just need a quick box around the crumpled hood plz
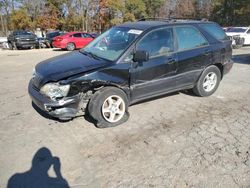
[34,51,108,88]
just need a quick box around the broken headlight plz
[40,83,70,100]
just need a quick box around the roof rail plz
[138,17,209,22]
[138,17,171,22]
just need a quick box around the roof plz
[118,20,212,30]
[64,31,88,35]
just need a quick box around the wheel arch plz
[213,63,224,79]
[88,81,130,101]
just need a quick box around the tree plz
[211,0,250,26]
[11,8,32,30]
[36,5,59,30]
[125,0,146,20]
[98,0,125,31]
[143,0,165,17]
[175,0,197,18]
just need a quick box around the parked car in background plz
[226,27,250,48]
[52,32,95,51]
[45,31,65,48]
[7,30,38,50]
[0,37,7,49]
[36,37,48,49]
[29,19,233,128]
[90,33,99,38]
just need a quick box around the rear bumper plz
[28,81,81,120]
[52,41,66,48]
[223,59,234,75]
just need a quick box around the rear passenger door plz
[130,27,178,101]
[175,25,212,87]
[71,33,83,48]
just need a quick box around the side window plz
[73,33,82,38]
[82,33,91,38]
[247,29,250,34]
[136,28,174,58]
[200,23,227,41]
[175,26,208,51]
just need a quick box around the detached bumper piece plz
[28,81,81,120]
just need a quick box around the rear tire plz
[193,65,221,97]
[87,87,129,128]
[66,42,75,51]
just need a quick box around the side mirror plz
[133,50,149,63]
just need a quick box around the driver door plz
[130,27,178,101]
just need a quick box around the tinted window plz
[137,28,174,58]
[175,26,208,51]
[13,31,33,35]
[200,23,227,40]
[82,33,92,38]
[73,33,82,38]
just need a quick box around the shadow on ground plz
[7,147,69,188]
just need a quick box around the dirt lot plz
[0,47,250,188]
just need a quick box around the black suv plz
[8,30,38,49]
[29,19,233,128]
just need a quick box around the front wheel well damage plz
[78,82,130,113]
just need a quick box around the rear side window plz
[200,23,227,41]
[73,33,82,38]
[137,27,174,58]
[82,33,92,38]
[175,26,208,51]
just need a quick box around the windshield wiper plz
[80,50,101,60]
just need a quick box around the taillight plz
[55,37,63,41]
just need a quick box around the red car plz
[52,32,94,51]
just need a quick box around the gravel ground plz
[0,47,249,188]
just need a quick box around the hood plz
[16,35,36,39]
[226,32,243,37]
[34,51,108,88]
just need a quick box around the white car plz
[226,27,250,46]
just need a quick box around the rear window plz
[200,23,227,41]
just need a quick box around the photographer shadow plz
[7,147,69,188]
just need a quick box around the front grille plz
[20,38,36,42]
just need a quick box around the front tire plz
[66,42,75,51]
[87,87,129,128]
[193,65,221,97]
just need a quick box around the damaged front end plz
[28,80,93,120]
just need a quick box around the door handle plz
[204,50,211,56]
[167,57,176,64]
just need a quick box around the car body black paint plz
[29,20,233,120]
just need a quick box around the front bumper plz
[16,41,37,48]
[28,81,81,120]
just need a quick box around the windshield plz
[14,31,33,35]
[227,28,247,33]
[80,27,143,61]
